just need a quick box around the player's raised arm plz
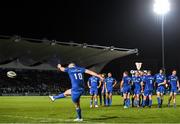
[57,64,66,72]
[85,69,103,81]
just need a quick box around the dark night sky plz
[0,0,180,76]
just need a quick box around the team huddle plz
[49,63,180,122]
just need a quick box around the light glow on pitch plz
[154,0,170,15]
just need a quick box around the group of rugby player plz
[121,69,180,108]
[49,63,180,121]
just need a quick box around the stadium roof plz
[0,35,138,72]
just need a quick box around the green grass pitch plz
[0,95,180,123]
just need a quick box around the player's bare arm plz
[57,64,65,72]
[120,80,123,89]
[87,81,91,89]
[85,69,104,81]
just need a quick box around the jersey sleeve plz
[142,77,146,83]
[79,67,86,73]
[64,67,69,72]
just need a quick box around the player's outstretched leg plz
[49,89,71,102]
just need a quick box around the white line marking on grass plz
[0,115,73,122]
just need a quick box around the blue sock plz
[95,99,98,106]
[149,100,152,106]
[90,100,93,106]
[76,108,81,119]
[157,97,161,105]
[127,99,130,107]
[109,99,112,105]
[53,93,65,99]
[142,100,146,107]
[106,99,108,106]
[125,99,128,106]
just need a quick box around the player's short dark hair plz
[172,69,177,72]
[160,68,165,72]
[124,71,129,75]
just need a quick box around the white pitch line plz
[0,114,74,122]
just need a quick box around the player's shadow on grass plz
[87,115,119,121]
[110,104,124,107]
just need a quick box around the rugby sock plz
[90,100,93,106]
[125,99,128,106]
[106,99,108,106]
[53,93,65,99]
[142,100,146,107]
[76,108,82,119]
[94,99,98,106]
[174,103,176,108]
[149,100,152,107]
[127,98,130,107]
[109,99,112,105]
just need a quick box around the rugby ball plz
[7,71,17,78]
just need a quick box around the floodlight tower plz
[153,0,170,69]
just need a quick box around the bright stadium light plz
[154,0,170,15]
[153,0,170,70]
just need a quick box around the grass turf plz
[0,95,180,123]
